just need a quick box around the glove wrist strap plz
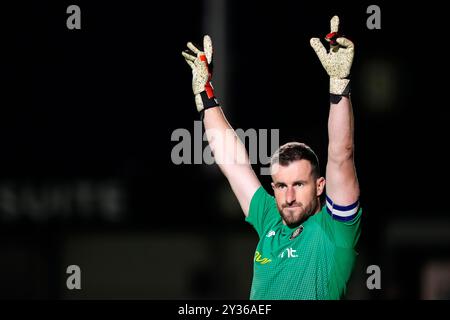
[199,90,219,109]
[330,78,351,104]
[195,89,220,120]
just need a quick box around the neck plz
[312,197,322,215]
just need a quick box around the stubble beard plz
[278,200,318,227]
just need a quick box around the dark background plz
[1,0,449,299]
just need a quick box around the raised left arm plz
[326,96,359,205]
[310,15,359,206]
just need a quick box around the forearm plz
[203,107,252,176]
[328,96,354,163]
[203,107,260,215]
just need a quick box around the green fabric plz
[245,186,362,300]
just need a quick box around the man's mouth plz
[284,205,301,209]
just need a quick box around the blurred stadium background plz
[1,0,449,299]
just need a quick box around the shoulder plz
[248,186,277,212]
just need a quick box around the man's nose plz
[285,186,296,205]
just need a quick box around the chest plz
[255,223,334,266]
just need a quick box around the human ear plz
[316,177,326,196]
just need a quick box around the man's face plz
[271,160,325,227]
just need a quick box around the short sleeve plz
[319,196,362,249]
[245,186,280,239]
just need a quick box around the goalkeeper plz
[182,16,361,300]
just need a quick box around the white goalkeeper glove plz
[182,35,219,115]
[310,15,354,98]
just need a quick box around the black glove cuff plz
[200,91,219,109]
[330,80,351,104]
[330,94,342,104]
[199,91,220,120]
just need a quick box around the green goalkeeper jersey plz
[245,186,362,300]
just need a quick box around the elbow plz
[328,144,354,164]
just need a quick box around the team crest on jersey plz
[289,225,304,240]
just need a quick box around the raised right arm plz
[203,107,261,216]
[182,35,260,216]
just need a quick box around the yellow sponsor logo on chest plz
[254,251,272,265]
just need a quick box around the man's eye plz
[295,183,303,187]
[277,185,286,190]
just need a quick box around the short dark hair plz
[270,142,320,178]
